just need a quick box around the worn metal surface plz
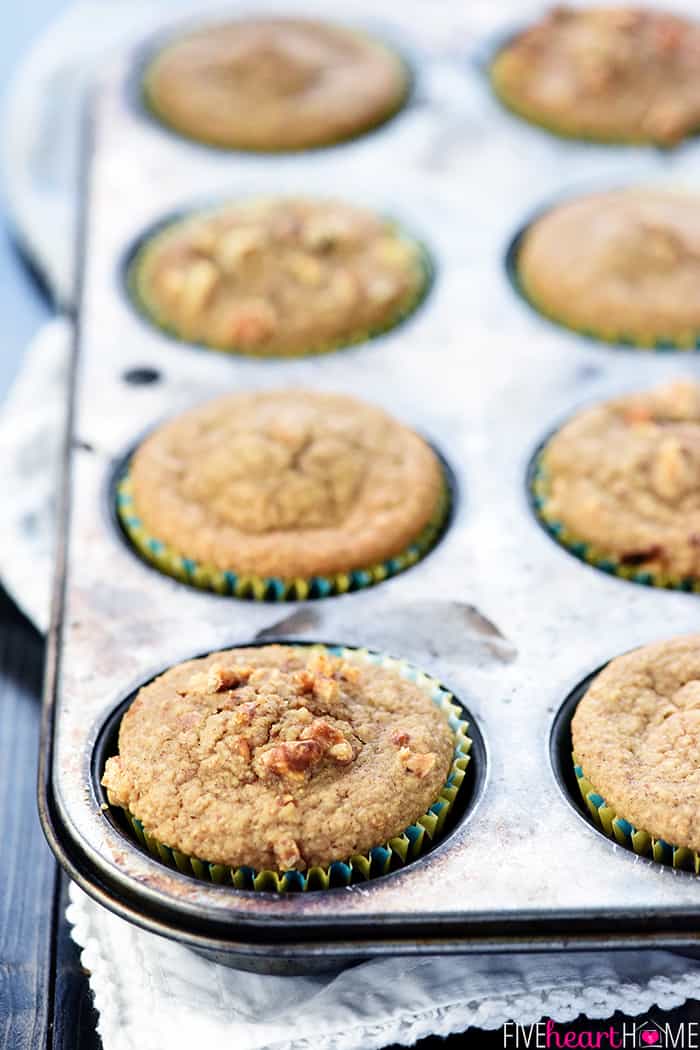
[43,0,700,961]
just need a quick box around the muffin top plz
[572,634,700,852]
[491,7,700,145]
[128,389,446,579]
[518,188,700,343]
[131,198,428,356]
[102,645,455,872]
[142,17,409,151]
[539,380,700,579]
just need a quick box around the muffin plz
[490,7,700,146]
[117,389,450,599]
[533,380,700,589]
[572,634,700,868]
[128,198,430,356]
[142,17,410,151]
[101,644,469,885]
[516,188,700,348]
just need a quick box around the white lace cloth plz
[4,2,700,1046]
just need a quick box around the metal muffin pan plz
[40,0,700,971]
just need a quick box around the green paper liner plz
[508,224,700,353]
[141,32,413,155]
[126,211,433,359]
[530,450,700,593]
[115,467,451,600]
[574,756,700,874]
[489,51,700,149]
[112,646,472,892]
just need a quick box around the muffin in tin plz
[142,17,410,151]
[490,7,700,146]
[532,380,700,590]
[128,198,431,357]
[516,188,700,349]
[117,389,451,599]
[101,643,469,887]
[572,634,700,870]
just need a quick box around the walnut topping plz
[328,741,353,763]
[650,437,694,501]
[273,835,303,871]
[207,664,253,693]
[390,730,411,747]
[236,738,252,762]
[301,719,345,747]
[257,739,323,780]
[398,747,438,779]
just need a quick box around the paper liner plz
[125,211,433,359]
[115,468,451,600]
[530,451,700,593]
[574,757,699,874]
[111,645,472,892]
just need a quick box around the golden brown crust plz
[518,188,700,344]
[132,198,427,356]
[572,634,700,852]
[129,389,445,579]
[101,645,455,871]
[540,380,700,579]
[492,7,700,146]
[143,17,409,151]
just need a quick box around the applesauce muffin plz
[117,389,450,599]
[516,188,700,348]
[101,644,466,879]
[128,198,430,356]
[533,380,700,588]
[490,7,700,146]
[142,17,410,151]
[572,634,700,866]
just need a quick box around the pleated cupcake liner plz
[574,757,699,874]
[113,645,472,892]
[530,452,700,593]
[508,231,700,352]
[115,468,451,600]
[138,29,414,155]
[125,215,434,359]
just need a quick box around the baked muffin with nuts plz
[117,388,450,598]
[534,380,700,586]
[573,634,700,864]
[516,188,700,347]
[491,7,700,146]
[102,645,457,874]
[142,17,410,151]
[128,198,430,356]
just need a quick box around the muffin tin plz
[40,0,700,973]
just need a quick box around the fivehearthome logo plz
[503,1019,699,1048]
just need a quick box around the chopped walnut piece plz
[236,738,252,762]
[258,739,323,780]
[207,664,253,693]
[179,259,220,319]
[301,719,345,746]
[390,730,411,747]
[398,747,438,779]
[273,835,303,871]
[650,437,693,501]
[328,741,353,764]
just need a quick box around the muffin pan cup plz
[40,0,700,974]
[102,644,472,893]
[528,448,700,594]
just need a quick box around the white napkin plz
[5,2,700,1047]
